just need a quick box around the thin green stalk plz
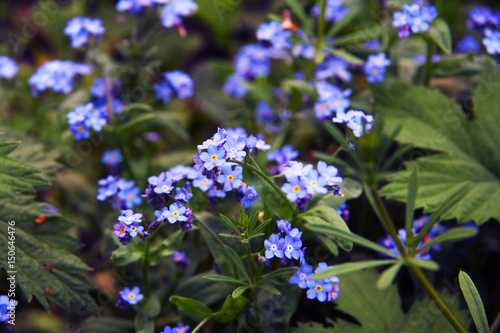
[231,160,295,213]
[142,237,150,297]
[315,0,328,54]
[407,262,468,333]
[369,187,468,333]
[191,316,213,333]
[246,238,263,332]
[424,37,434,86]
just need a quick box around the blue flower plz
[483,28,500,54]
[267,145,299,173]
[241,185,259,208]
[317,161,343,186]
[365,39,381,50]
[392,2,437,38]
[314,262,340,284]
[67,103,92,128]
[306,279,333,302]
[256,21,292,49]
[223,137,247,160]
[64,17,105,48]
[102,149,123,167]
[282,162,313,180]
[456,35,481,54]
[175,187,193,201]
[304,169,328,195]
[292,43,315,59]
[69,123,91,140]
[282,176,308,202]
[159,0,197,28]
[161,323,190,333]
[264,234,285,259]
[217,166,243,191]
[165,70,194,99]
[154,207,169,222]
[116,0,154,13]
[223,74,249,98]
[28,60,91,95]
[255,101,275,125]
[315,56,352,81]
[120,286,144,305]
[85,109,107,131]
[333,110,374,138]
[311,0,349,23]
[192,175,213,192]
[233,44,271,80]
[173,251,190,266]
[283,236,302,260]
[165,202,187,224]
[0,56,18,79]
[126,223,144,237]
[289,263,313,289]
[118,210,143,225]
[364,53,391,83]
[200,145,226,170]
[154,81,173,103]
[91,77,107,98]
[154,179,174,194]
[208,185,227,199]
[118,185,142,208]
[113,221,128,238]
[277,219,291,233]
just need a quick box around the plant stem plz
[407,262,468,333]
[424,37,434,86]
[191,315,213,333]
[231,160,296,214]
[368,187,467,333]
[246,237,264,333]
[142,237,150,297]
[315,0,328,55]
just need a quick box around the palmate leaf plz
[294,269,470,332]
[374,60,500,225]
[0,137,96,312]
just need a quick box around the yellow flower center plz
[78,126,84,132]
[227,175,234,181]
[311,181,317,186]
[128,194,133,199]
[202,179,208,184]
[211,154,218,161]
[173,212,179,217]
[131,226,136,231]
[315,285,323,292]
[120,227,125,233]
[293,185,301,193]
[129,294,135,299]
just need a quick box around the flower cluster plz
[333,110,374,138]
[28,60,92,95]
[467,7,500,33]
[483,28,500,55]
[314,81,351,120]
[90,77,125,115]
[97,176,142,209]
[0,56,18,79]
[114,210,144,245]
[392,2,437,38]
[119,286,144,305]
[281,160,343,210]
[64,17,105,48]
[380,216,446,259]
[456,35,481,54]
[116,0,197,33]
[154,201,193,231]
[267,144,299,175]
[154,70,194,103]
[0,295,17,324]
[364,53,391,83]
[161,323,190,333]
[264,220,303,262]
[310,0,349,23]
[67,102,108,140]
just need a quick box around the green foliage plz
[216,295,250,323]
[169,296,214,321]
[313,260,398,280]
[459,271,490,333]
[374,60,500,224]
[0,137,96,312]
[428,18,452,55]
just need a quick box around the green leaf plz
[149,229,186,264]
[252,168,295,220]
[216,295,250,323]
[332,26,386,46]
[81,317,134,333]
[203,274,248,286]
[258,285,281,296]
[112,241,144,266]
[232,286,249,298]
[223,245,249,280]
[418,227,478,253]
[258,267,299,284]
[459,270,490,333]
[310,177,363,209]
[134,314,154,333]
[301,205,352,251]
[250,218,273,237]
[326,7,361,38]
[375,60,500,224]
[312,260,398,280]
[0,137,96,313]
[305,223,400,258]
[328,48,364,65]
[169,296,214,322]
[219,233,242,240]
[376,262,403,290]
[317,235,339,256]
[428,18,452,55]
[330,270,470,332]
[141,295,161,318]
[409,258,440,271]
[406,166,418,234]
[219,214,241,233]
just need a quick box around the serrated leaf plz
[216,295,250,323]
[375,60,500,225]
[428,18,452,55]
[169,296,213,322]
[331,270,470,332]
[312,260,398,280]
[459,271,490,333]
[301,205,353,251]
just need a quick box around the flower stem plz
[191,315,213,333]
[246,237,264,332]
[142,237,150,297]
[368,186,467,333]
[424,37,434,86]
[315,0,328,55]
